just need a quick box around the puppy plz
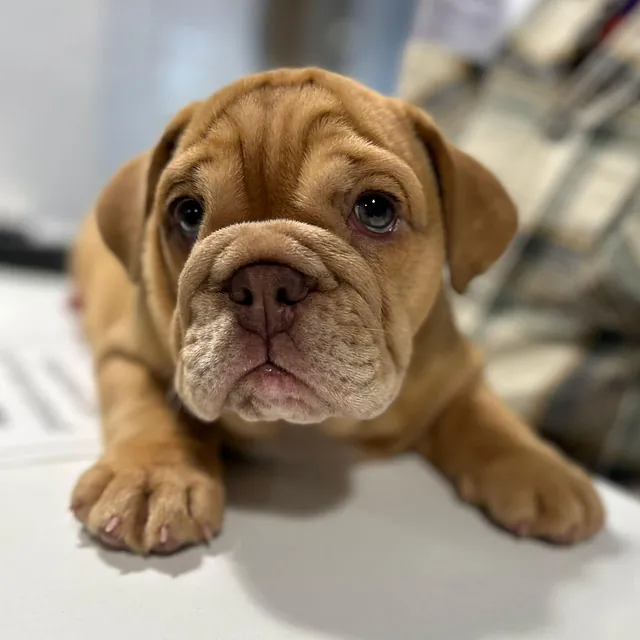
[70,68,603,554]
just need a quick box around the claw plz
[67,290,83,312]
[104,516,120,534]
[99,517,124,550]
[202,525,214,542]
[457,476,476,502]
[153,526,183,555]
[549,527,578,545]
[70,500,83,513]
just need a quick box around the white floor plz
[3,457,640,640]
[0,268,98,465]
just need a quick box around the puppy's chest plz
[219,419,362,466]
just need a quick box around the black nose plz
[227,263,309,338]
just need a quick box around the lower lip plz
[243,364,311,397]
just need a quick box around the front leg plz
[71,357,224,555]
[418,380,605,543]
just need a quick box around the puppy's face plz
[98,69,516,432]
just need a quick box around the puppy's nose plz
[227,263,309,338]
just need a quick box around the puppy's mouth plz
[230,359,328,421]
[240,361,312,397]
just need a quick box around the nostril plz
[277,282,309,306]
[227,264,310,309]
[228,279,254,306]
[277,287,296,306]
[237,287,253,306]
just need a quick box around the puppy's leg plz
[71,357,223,555]
[417,380,604,543]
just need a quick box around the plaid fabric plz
[400,2,640,477]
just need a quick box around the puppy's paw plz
[70,460,224,555]
[456,450,604,544]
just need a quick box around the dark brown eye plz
[353,192,397,234]
[172,198,204,238]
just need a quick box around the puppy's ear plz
[96,102,201,281]
[400,101,517,293]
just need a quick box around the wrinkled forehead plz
[161,78,424,227]
[180,74,414,157]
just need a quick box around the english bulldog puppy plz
[70,68,604,554]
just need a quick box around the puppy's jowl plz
[70,69,603,554]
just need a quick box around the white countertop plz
[1,455,639,640]
[1,267,639,639]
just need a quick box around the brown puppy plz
[70,68,604,554]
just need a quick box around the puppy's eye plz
[352,192,397,235]
[171,198,204,238]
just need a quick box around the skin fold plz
[70,68,604,555]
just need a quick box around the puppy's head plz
[97,68,516,430]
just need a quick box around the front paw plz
[71,459,224,555]
[456,449,604,544]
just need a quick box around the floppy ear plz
[96,102,201,281]
[399,101,518,293]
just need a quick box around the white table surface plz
[1,454,640,640]
[1,268,640,640]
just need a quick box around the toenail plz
[458,476,476,501]
[104,516,120,534]
[202,525,214,541]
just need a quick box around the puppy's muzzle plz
[227,263,310,339]
[172,220,384,359]
[172,221,405,424]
